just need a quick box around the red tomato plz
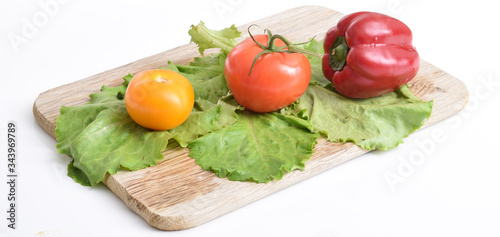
[125,69,194,131]
[224,34,311,113]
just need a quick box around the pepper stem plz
[247,25,322,75]
[329,36,349,71]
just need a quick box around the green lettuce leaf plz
[188,111,319,183]
[67,161,91,186]
[282,83,433,150]
[56,55,241,186]
[63,107,173,186]
[56,83,173,186]
[188,21,241,56]
[55,78,131,157]
[161,54,229,104]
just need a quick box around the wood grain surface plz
[33,5,469,231]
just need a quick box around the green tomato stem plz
[247,25,321,75]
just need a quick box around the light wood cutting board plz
[33,5,469,231]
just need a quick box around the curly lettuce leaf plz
[188,21,241,55]
[56,56,241,186]
[55,78,131,156]
[56,83,173,186]
[188,111,319,183]
[161,54,230,104]
[282,83,433,150]
[67,161,91,186]
[60,106,173,186]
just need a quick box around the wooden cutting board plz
[33,5,469,231]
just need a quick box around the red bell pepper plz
[322,12,420,98]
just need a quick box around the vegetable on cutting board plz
[224,27,320,113]
[322,11,420,98]
[55,18,432,186]
[125,69,195,131]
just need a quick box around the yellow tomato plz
[125,69,194,130]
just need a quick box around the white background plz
[1,0,499,236]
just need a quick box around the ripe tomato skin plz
[224,34,311,113]
[125,69,194,131]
